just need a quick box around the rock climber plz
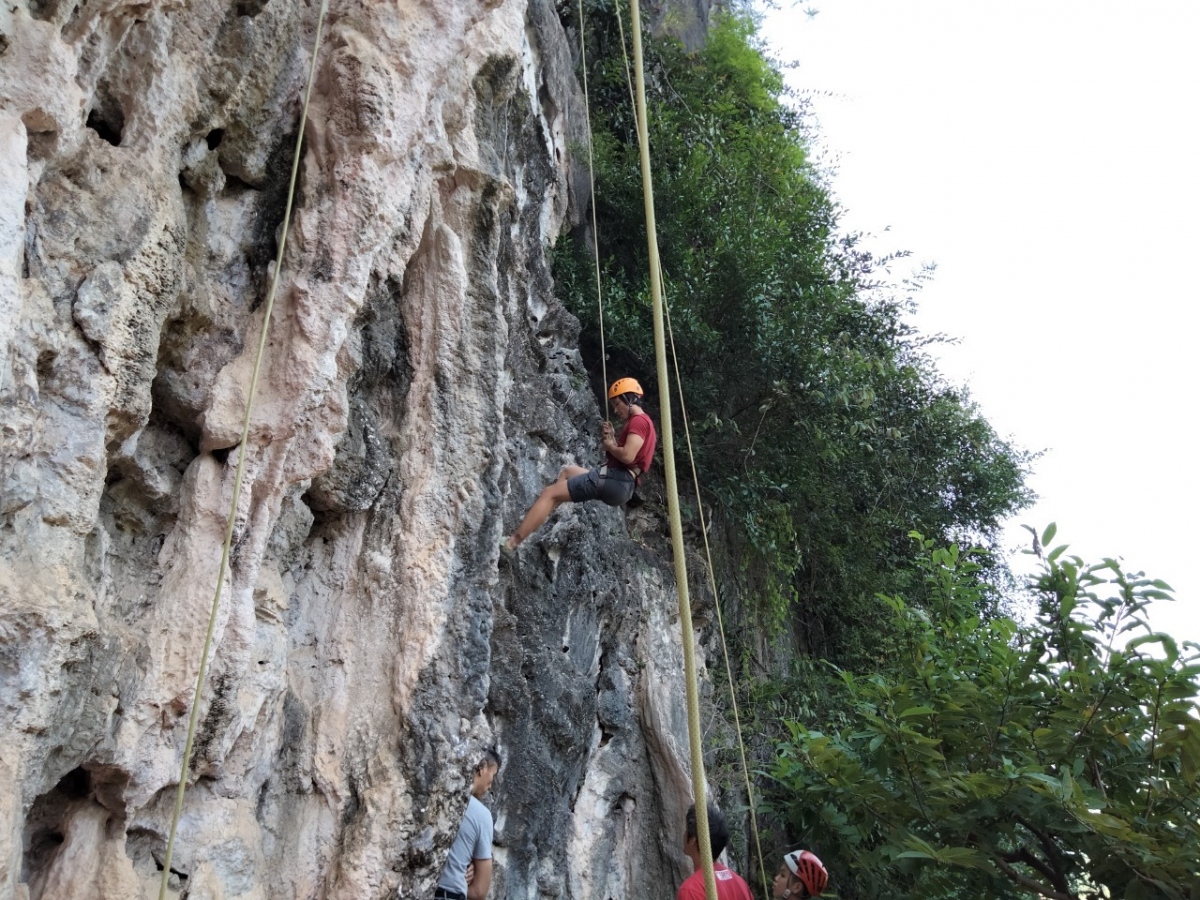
[434,749,500,900]
[771,848,828,899]
[504,377,656,551]
[677,802,753,900]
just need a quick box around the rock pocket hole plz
[28,0,62,21]
[125,827,162,877]
[206,128,224,150]
[86,106,123,147]
[127,827,188,886]
[22,766,90,888]
[36,350,56,383]
[236,0,269,16]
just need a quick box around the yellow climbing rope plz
[157,2,329,897]
[573,9,755,890]
[599,2,771,895]
[664,283,771,898]
[627,2,719,898]
[575,0,609,414]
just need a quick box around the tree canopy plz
[772,529,1200,899]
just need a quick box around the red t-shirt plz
[606,411,656,475]
[677,863,753,900]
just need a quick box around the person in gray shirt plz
[434,749,500,900]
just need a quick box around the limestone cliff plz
[0,1,715,897]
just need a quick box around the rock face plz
[0,1,713,898]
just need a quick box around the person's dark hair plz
[478,747,501,773]
[685,802,730,860]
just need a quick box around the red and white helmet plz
[785,849,828,897]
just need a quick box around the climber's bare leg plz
[507,466,590,549]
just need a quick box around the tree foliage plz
[556,5,1032,660]
[772,528,1200,899]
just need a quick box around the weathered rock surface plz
[0,0,720,898]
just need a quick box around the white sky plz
[760,1,1199,644]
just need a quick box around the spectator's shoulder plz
[675,873,699,900]
[469,796,492,820]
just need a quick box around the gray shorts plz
[567,467,636,507]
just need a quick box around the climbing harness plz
[157,1,329,897]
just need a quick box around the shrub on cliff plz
[771,529,1200,899]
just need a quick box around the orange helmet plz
[785,849,828,897]
[608,377,644,399]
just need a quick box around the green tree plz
[771,528,1200,899]
[557,6,1032,659]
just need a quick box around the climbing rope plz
[627,2,718,898]
[157,2,329,896]
[574,0,609,417]
[612,0,639,137]
[664,279,771,898]
[574,12,758,891]
[599,3,771,896]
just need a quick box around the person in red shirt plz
[505,377,656,551]
[771,848,829,898]
[677,803,754,900]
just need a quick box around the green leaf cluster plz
[771,529,1200,899]
[556,5,1033,659]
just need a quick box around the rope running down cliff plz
[628,1,720,898]
[664,283,772,898]
[594,3,772,896]
[157,1,329,896]
[575,0,609,415]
